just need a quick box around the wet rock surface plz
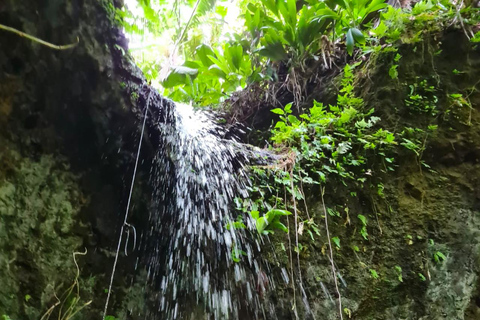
[0,0,153,318]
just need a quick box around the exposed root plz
[285,68,306,112]
[41,249,92,320]
[0,24,79,50]
[289,166,315,319]
[298,169,311,221]
[371,199,383,235]
[320,186,344,320]
[284,186,299,319]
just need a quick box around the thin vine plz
[0,24,79,50]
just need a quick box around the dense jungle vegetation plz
[118,0,479,105]
[1,0,480,319]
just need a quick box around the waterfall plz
[145,101,272,319]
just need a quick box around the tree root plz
[0,24,79,50]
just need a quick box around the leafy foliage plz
[270,64,397,183]
[117,0,479,108]
[252,208,291,235]
[246,0,332,61]
[162,42,259,104]
[320,0,387,55]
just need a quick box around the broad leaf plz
[257,43,288,61]
[346,28,354,55]
[351,27,366,45]
[284,103,293,113]
[227,45,244,70]
[256,216,268,234]
[162,66,198,88]
[265,209,292,223]
[262,0,279,17]
[207,54,231,74]
[196,44,215,67]
[270,221,289,233]
[288,115,300,124]
[206,64,227,79]
[315,8,340,20]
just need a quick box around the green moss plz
[0,147,86,319]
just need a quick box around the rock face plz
[0,0,154,318]
[261,32,480,320]
[0,146,85,319]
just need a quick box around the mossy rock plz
[0,145,87,319]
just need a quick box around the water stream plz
[144,101,271,319]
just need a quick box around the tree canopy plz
[115,0,480,107]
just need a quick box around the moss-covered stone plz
[0,141,86,319]
[0,0,156,317]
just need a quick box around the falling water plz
[145,100,271,319]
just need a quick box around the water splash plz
[145,101,269,319]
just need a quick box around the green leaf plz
[371,21,388,37]
[196,0,217,17]
[471,31,480,43]
[286,0,297,27]
[226,220,246,230]
[332,236,341,248]
[206,65,227,79]
[327,207,338,217]
[435,251,446,263]
[271,108,285,115]
[351,28,365,45]
[162,66,198,88]
[231,248,246,262]
[270,221,289,233]
[278,0,297,29]
[330,0,347,9]
[256,216,268,234]
[365,0,388,15]
[207,54,231,74]
[369,269,379,279]
[183,61,201,69]
[316,8,340,20]
[389,65,398,79]
[288,115,299,124]
[226,44,244,71]
[346,28,354,55]
[250,210,260,220]
[196,44,215,67]
[262,0,279,17]
[257,43,288,61]
[358,214,367,226]
[284,103,293,114]
[215,5,227,18]
[266,209,292,223]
